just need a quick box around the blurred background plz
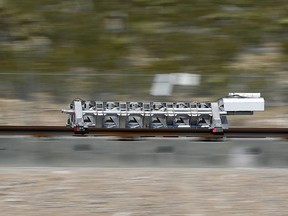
[0,0,287,126]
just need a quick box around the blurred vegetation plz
[0,0,288,100]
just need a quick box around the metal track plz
[0,126,287,138]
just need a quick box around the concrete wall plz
[0,136,287,167]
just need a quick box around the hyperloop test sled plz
[62,93,264,134]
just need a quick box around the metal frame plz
[62,93,264,133]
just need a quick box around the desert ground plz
[0,168,287,216]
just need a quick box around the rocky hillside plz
[0,0,287,100]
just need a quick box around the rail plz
[0,126,287,138]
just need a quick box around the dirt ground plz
[0,168,287,216]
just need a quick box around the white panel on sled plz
[221,98,264,111]
[228,93,261,98]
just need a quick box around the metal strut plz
[62,93,264,133]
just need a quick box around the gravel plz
[0,168,288,216]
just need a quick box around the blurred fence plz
[0,72,287,105]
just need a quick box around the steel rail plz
[0,126,287,138]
